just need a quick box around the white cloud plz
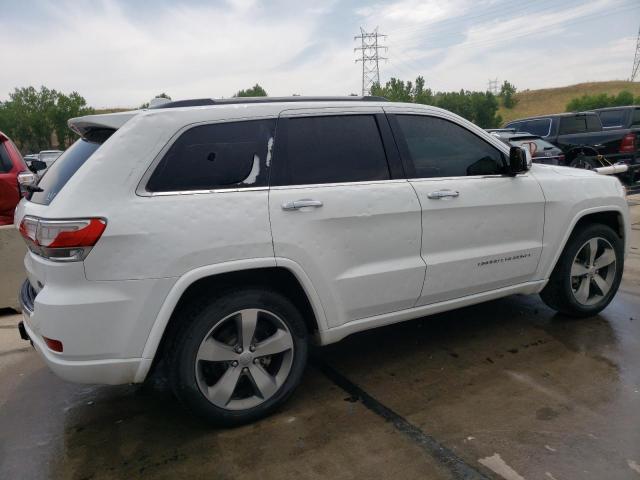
[0,0,358,107]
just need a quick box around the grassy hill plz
[498,80,640,125]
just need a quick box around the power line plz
[632,24,640,81]
[487,78,499,95]
[354,27,388,96]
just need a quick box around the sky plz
[0,0,639,108]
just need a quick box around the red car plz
[0,131,27,226]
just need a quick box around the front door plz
[269,109,425,327]
[387,110,546,306]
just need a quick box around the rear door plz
[269,108,425,327]
[386,108,545,305]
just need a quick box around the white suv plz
[15,97,629,425]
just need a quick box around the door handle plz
[281,199,323,210]
[427,190,459,199]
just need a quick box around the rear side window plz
[632,109,640,127]
[0,143,12,173]
[147,119,275,192]
[395,115,505,178]
[29,130,114,205]
[279,115,390,186]
[522,119,551,137]
[599,109,625,128]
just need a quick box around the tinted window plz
[282,115,389,185]
[522,119,551,137]
[559,115,600,134]
[29,132,113,205]
[586,115,601,132]
[396,115,505,178]
[599,110,625,128]
[148,119,275,192]
[0,143,12,173]
[632,109,640,127]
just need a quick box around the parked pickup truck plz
[505,112,638,182]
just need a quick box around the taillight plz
[19,216,106,262]
[620,133,636,153]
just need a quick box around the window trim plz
[136,116,277,197]
[387,113,511,181]
[269,113,398,188]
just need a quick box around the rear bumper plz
[20,317,142,384]
[18,276,163,385]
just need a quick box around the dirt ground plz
[1,198,639,480]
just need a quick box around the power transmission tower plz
[354,27,387,96]
[631,25,640,81]
[487,78,499,95]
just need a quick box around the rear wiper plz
[25,185,43,193]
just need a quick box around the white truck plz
[15,97,629,425]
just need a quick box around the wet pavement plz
[1,200,639,480]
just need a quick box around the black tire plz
[168,288,308,426]
[569,155,599,170]
[540,223,623,317]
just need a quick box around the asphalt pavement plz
[1,198,639,480]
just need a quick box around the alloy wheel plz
[570,237,617,306]
[195,308,294,410]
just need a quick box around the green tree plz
[566,90,636,111]
[51,92,93,148]
[499,80,518,109]
[234,84,268,97]
[0,86,93,152]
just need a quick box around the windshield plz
[29,133,111,205]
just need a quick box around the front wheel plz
[169,289,308,426]
[540,224,623,317]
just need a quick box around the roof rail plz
[148,96,388,109]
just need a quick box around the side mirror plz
[29,159,48,172]
[508,146,532,175]
[17,171,38,196]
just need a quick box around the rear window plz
[29,129,113,205]
[598,109,626,128]
[559,115,601,135]
[522,119,551,137]
[510,138,556,154]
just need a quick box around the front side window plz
[395,115,506,178]
[147,119,276,192]
[280,115,390,186]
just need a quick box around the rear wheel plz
[540,224,623,317]
[169,289,308,426]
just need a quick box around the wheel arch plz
[543,206,627,282]
[134,258,327,382]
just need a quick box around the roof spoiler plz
[68,111,138,138]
